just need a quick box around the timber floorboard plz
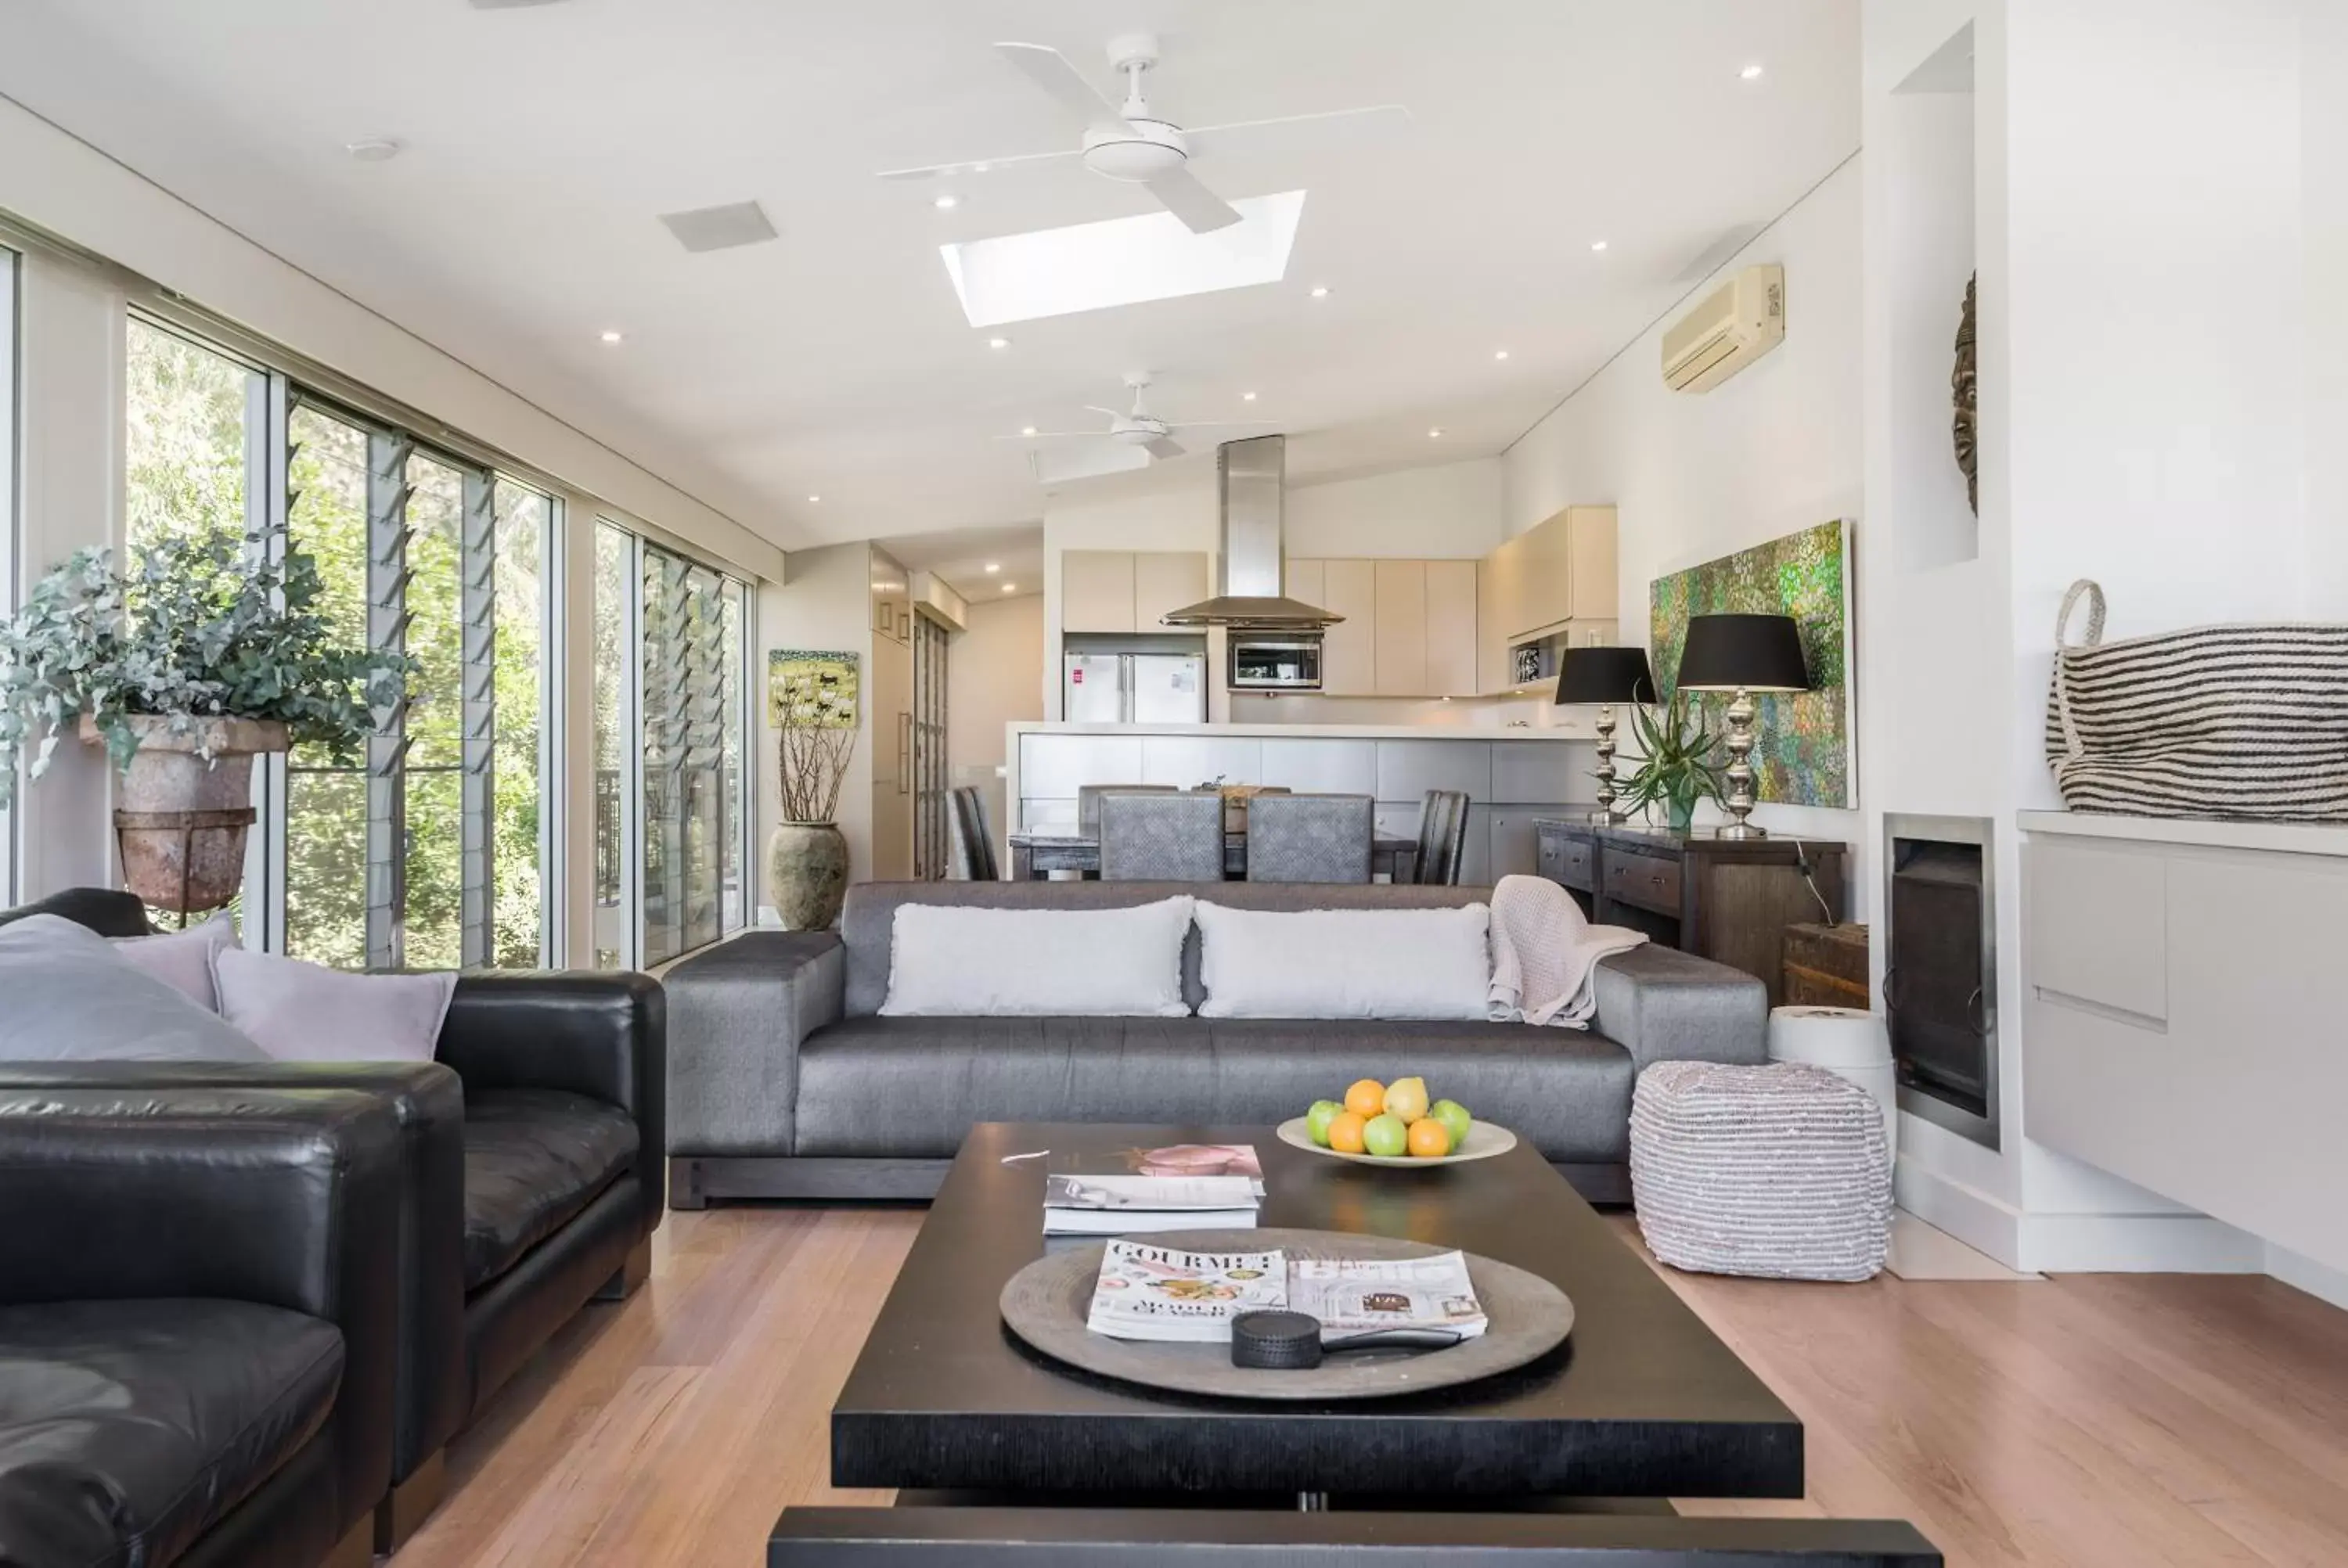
[389,1206,2348,1568]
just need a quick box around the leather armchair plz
[0,1085,405,1568]
[0,890,667,1552]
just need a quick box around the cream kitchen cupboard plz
[1286,557,1479,698]
[1478,505,1617,694]
[1059,550,1208,635]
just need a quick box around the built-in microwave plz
[1227,634,1323,691]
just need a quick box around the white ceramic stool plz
[1768,1005,1896,1169]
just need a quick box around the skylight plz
[942,191,1306,327]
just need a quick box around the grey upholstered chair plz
[1412,789,1473,885]
[1098,790,1226,881]
[1077,782,1178,833]
[1244,793,1374,883]
[948,786,999,880]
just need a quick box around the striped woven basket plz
[2044,580,2348,822]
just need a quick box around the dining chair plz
[1412,789,1472,885]
[1244,793,1374,883]
[1097,791,1226,882]
[1077,782,1178,834]
[947,786,999,880]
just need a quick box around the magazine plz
[1041,1145,1266,1236]
[1085,1241,1489,1345]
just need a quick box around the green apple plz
[1429,1099,1473,1148]
[1363,1113,1410,1157]
[1304,1099,1344,1147]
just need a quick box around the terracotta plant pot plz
[81,714,290,916]
[767,821,849,931]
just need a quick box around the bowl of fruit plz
[1275,1077,1519,1167]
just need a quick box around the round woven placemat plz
[999,1227,1573,1402]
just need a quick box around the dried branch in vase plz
[776,698,856,824]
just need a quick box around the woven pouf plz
[1630,1060,1892,1282]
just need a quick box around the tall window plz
[592,523,751,969]
[125,316,551,969]
[0,246,16,902]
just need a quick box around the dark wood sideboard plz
[1532,820,1849,1007]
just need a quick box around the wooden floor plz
[392,1205,2348,1568]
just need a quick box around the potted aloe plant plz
[0,526,412,915]
[1615,689,1730,834]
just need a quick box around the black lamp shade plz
[1675,613,1810,693]
[1553,646,1657,707]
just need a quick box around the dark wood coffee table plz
[831,1122,1801,1503]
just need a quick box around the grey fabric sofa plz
[664,881,1768,1208]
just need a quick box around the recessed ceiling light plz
[1001,582,1018,592]
[1309,285,1330,299]
[972,162,992,174]
[983,562,1002,574]
[345,136,403,162]
[988,336,1011,350]
[1428,427,1445,438]
[1020,426,1038,437]
[1241,391,1259,401]
[1590,239,1609,253]
[598,329,624,345]
[1493,349,1510,361]
[934,194,959,210]
[1740,63,1766,81]
[806,494,821,503]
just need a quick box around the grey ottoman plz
[1630,1060,1892,1282]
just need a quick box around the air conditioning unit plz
[1662,264,1785,393]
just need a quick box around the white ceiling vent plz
[657,201,779,254]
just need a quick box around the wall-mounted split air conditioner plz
[1662,264,1785,393]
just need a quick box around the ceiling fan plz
[1001,373,1273,462]
[880,33,1405,234]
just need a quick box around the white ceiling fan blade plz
[996,41,1125,130]
[1081,405,1125,418]
[877,146,1084,182]
[1184,103,1411,159]
[1143,437,1188,461]
[1146,166,1243,234]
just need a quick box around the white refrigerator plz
[1064,652,1206,724]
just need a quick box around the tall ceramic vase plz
[82,714,290,917]
[767,821,848,931]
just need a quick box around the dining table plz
[1006,829,1421,882]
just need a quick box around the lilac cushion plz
[212,948,457,1063]
[110,915,239,1012]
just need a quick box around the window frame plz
[0,244,17,903]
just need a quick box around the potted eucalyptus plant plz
[1615,689,1730,834]
[0,526,412,915]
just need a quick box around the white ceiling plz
[0,0,1859,561]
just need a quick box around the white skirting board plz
[2269,1243,2348,1313]
[1895,1155,2269,1277]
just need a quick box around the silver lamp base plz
[1714,686,1766,838]
[1590,703,1624,825]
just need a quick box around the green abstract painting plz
[1649,520,1855,808]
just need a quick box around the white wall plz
[945,594,1043,854]
[2310,2,2348,614]
[1502,156,1869,904]
[757,545,877,901]
[1284,459,1504,559]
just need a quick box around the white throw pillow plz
[0,915,269,1063]
[880,897,1196,1018]
[1194,902,1493,1021]
[212,947,457,1063]
[110,914,239,1012]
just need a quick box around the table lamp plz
[1673,613,1810,840]
[1553,646,1657,825]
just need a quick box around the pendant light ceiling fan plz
[1001,373,1273,462]
[880,34,1406,234]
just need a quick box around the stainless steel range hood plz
[1158,435,1342,629]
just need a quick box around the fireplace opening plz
[1882,815,2000,1149]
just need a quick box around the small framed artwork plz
[767,649,860,730]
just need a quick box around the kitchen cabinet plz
[1317,559,1377,696]
[1061,550,1139,634]
[1478,505,1618,695]
[1288,556,1478,698]
[1060,549,1209,635]
[1133,552,1210,631]
[1374,560,1428,696]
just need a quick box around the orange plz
[1327,1110,1369,1153]
[1343,1079,1387,1118]
[1406,1118,1453,1159]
